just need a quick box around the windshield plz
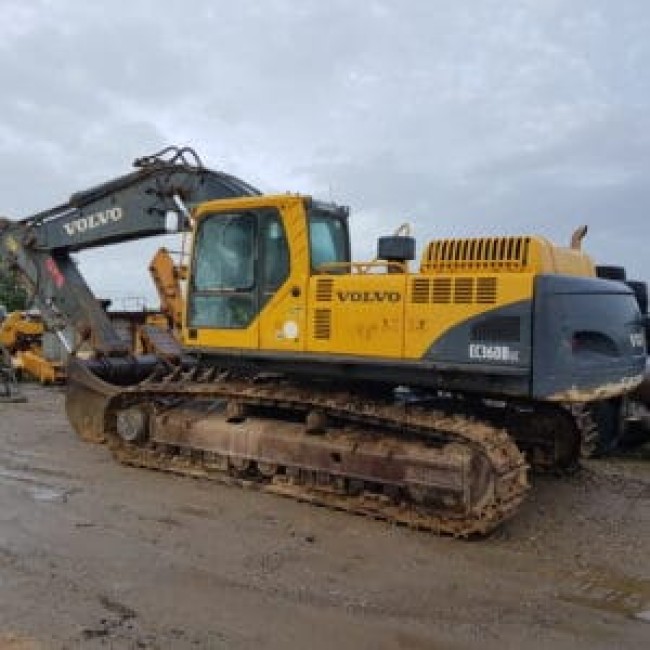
[308,209,350,271]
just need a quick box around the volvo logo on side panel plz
[337,291,401,303]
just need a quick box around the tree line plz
[0,271,27,312]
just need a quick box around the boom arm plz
[0,146,259,356]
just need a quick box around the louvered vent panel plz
[432,278,452,303]
[313,309,331,340]
[412,275,497,305]
[476,277,498,304]
[316,279,334,302]
[453,277,474,303]
[411,278,431,303]
[422,236,532,272]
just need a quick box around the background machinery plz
[0,306,26,401]
[0,310,66,384]
[0,146,647,536]
[0,346,24,402]
[592,264,650,442]
[149,246,185,335]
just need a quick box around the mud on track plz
[1,385,649,649]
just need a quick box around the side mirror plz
[165,210,182,233]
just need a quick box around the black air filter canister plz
[377,236,416,261]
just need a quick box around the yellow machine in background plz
[149,247,186,333]
[0,311,66,384]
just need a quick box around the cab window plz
[308,210,349,272]
[194,214,255,291]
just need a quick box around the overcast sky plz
[0,0,648,307]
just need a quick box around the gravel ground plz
[0,385,649,649]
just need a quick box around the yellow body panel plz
[257,282,307,351]
[305,271,535,359]
[257,200,309,352]
[307,274,406,356]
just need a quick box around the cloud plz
[0,0,648,306]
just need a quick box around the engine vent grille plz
[476,277,497,304]
[454,278,473,303]
[315,278,334,302]
[433,278,452,304]
[313,309,331,340]
[422,237,531,272]
[410,276,498,305]
[411,278,430,303]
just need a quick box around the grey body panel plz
[531,275,646,399]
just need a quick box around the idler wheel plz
[116,407,149,444]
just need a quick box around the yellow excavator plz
[0,146,647,536]
[0,310,66,384]
[0,307,25,402]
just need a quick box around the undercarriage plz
[64,357,597,537]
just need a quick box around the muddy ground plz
[0,385,648,650]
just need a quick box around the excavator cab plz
[184,196,350,350]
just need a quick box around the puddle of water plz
[0,467,75,503]
[635,610,650,623]
[561,568,650,618]
[26,485,67,503]
[0,457,77,480]
[177,504,216,520]
[0,469,38,484]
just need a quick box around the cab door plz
[185,206,304,352]
[257,207,305,352]
[185,211,259,349]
